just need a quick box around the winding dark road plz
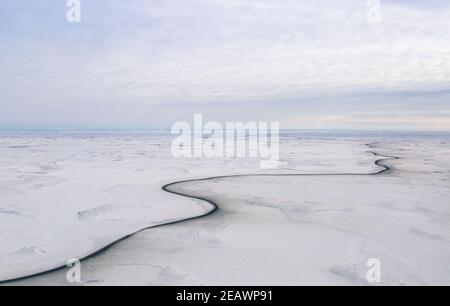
[0,143,398,284]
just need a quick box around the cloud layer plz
[1,0,449,130]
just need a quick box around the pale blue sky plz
[1,0,450,130]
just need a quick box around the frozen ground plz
[1,131,449,285]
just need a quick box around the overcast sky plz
[1,0,450,130]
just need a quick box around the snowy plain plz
[0,131,449,285]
